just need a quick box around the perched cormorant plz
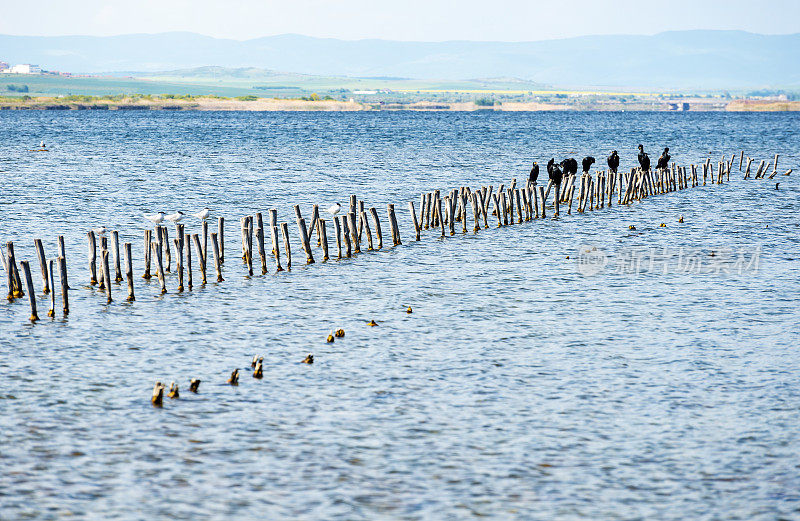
[560,158,578,178]
[582,156,596,173]
[607,150,620,173]
[656,147,671,170]
[528,162,539,185]
[637,145,651,171]
[547,158,564,184]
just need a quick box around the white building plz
[8,64,41,74]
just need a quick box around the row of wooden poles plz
[3,150,780,322]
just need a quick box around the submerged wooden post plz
[152,241,166,294]
[437,198,445,238]
[124,242,135,301]
[347,212,360,253]
[342,219,352,258]
[34,239,50,294]
[112,231,122,282]
[445,197,454,235]
[471,193,480,232]
[211,232,224,281]
[369,207,383,249]
[87,231,98,285]
[256,213,268,275]
[162,226,171,272]
[143,229,152,279]
[409,201,421,241]
[281,222,292,270]
[192,234,207,284]
[538,186,546,218]
[48,260,55,317]
[310,205,321,246]
[174,238,184,291]
[319,219,330,261]
[270,218,283,271]
[388,204,401,245]
[333,216,343,259]
[20,261,38,321]
[98,236,107,291]
[361,211,374,250]
[424,192,432,229]
[102,249,112,303]
[739,150,744,171]
[357,200,365,240]
[218,217,224,264]
[58,256,69,314]
[297,217,315,264]
[202,220,209,268]
[184,234,192,290]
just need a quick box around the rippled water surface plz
[1,111,799,520]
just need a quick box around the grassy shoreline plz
[1,96,797,112]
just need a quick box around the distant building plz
[0,61,9,72]
[8,64,41,74]
[353,90,378,95]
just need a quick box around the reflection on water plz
[1,111,799,520]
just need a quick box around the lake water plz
[1,111,799,520]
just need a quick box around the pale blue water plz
[1,111,799,520]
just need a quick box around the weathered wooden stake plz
[538,186,546,218]
[348,212,360,253]
[342,219,352,258]
[184,234,192,290]
[211,232,224,282]
[34,239,50,294]
[152,241,167,294]
[102,250,112,303]
[98,236,107,291]
[192,234,207,284]
[369,207,383,249]
[162,226,171,272]
[48,259,55,317]
[173,238,184,291]
[388,204,402,245]
[58,256,69,314]
[143,229,152,279]
[218,217,224,264]
[319,219,330,261]
[20,261,38,321]
[256,213,267,275]
[739,150,744,171]
[108,230,121,282]
[87,231,98,285]
[409,201,421,241]
[297,217,315,264]
[124,242,135,301]
[361,211,374,250]
[333,216,343,259]
[202,220,209,267]
[281,222,292,270]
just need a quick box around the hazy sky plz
[2,0,799,41]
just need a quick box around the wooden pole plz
[357,200,365,241]
[342,218,352,258]
[348,212,360,253]
[739,150,744,171]
[409,201,421,241]
[20,261,38,321]
[162,225,171,272]
[98,236,107,291]
[538,186,546,218]
[152,241,166,293]
[202,220,208,268]
[445,197,454,235]
[58,256,69,314]
[418,194,426,231]
[102,249,112,303]
[184,234,192,290]
[48,259,55,317]
[471,193,480,232]
[554,182,561,216]
[211,232,224,281]
[173,238,183,291]
[192,234,207,284]
[388,204,402,245]
[297,217,315,264]
[143,229,152,279]
[270,218,283,271]
[87,231,98,285]
[112,230,122,282]
[256,213,267,274]
[424,192,432,229]
[281,222,292,269]
[124,242,135,301]
[361,211,374,250]
[311,205,321,246]
[218,217,224,264]
[460,195,468,233]
[34,239,50,294]
[319,219,330,261]
[333,216,343,259]
[369,207,383,249]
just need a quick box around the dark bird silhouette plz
[528,162,539,185]
[582,156,596,173]
[607,150,620,173]
[547,158,564,184]
[189,379,201,393]
[637,145,651,171]
[301,354,314,364]
[560,158,578,177]
[656,147,671,170]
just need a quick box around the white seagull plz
[92,226,107,235]
[193,208,211,220]
[144,212,165,225]
[165,211,184,223]
[326,203,341,215]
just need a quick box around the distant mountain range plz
[1,31,798,90]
